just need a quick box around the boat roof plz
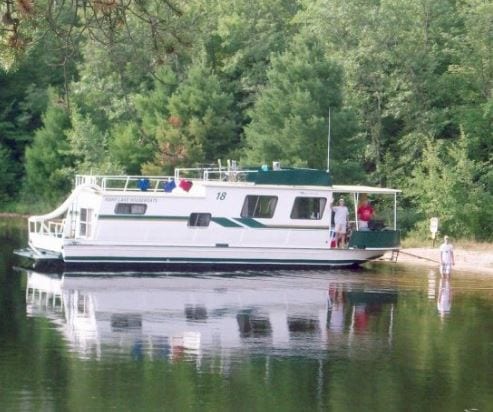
[246,168,332,186]
[332,185,401,194]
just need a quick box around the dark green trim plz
[98,214,328,230]
[234,217,266,227]
[348,230,400,249]
[261,225,330,230]
[211,217,242,227]
[246,168,332,186]
[99,215,187,221]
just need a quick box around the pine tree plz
[23,91,74,205]
[243,33,363,182]
[144,62,238,172]
[0,145,17,203]
[405,132,492,240]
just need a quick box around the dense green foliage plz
[0,0,491,239]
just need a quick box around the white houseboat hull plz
[61,243,385,268]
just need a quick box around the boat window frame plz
[79,208,93,238]
[241,195,278,219]
[188,212,212,227]
[290,197,327,220]
[114,203,148,215]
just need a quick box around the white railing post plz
[394,193,397,230]
[124,177,129,192]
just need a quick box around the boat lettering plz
[104,196,157,203]
[216,192,227,200]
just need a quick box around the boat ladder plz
[389,249,400,263]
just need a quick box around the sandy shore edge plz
[384,247,493,275]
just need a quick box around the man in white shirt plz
[439,235,455,277]
[332,198,349,248]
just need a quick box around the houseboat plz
[16,163,400,271]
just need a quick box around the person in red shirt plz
[357,199,374,230]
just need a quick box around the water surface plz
[1,218,493,411]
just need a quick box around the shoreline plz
[385,247,493,275]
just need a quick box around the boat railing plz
[75,168,258,192]
[29,218,65,238]
[175,168,256,182]
[75,175,175,192]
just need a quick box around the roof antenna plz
[327,107,331,172]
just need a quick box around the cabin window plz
[241,195,278,218]
[114,203,147,215]
[290,197,327,220]
[188,213,211,227]
[79,208,93,237]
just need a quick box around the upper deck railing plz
[74,167,256,192]
[73,164,338,192]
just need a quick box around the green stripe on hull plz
[233,218,266,227]
[96,214,328,230]
[211,217,242,227]
[99,215,187,221]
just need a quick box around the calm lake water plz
[1,218,493,411]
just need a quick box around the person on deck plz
[357,199,374,230]
[439,235,455,277]
[332,198,349,248]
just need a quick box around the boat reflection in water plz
[24,271,398,362]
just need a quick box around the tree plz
[204,0,300,106]
[108,65,178,174]
[298,0,468,185]
[23,91,74,204]
[0,144,17,203]
[0,0,193,70]
[144,62,238,173]
[449,0,493,164]
[0,25,77,193]
[109,123,154,175]
[66,107,116,174]
[243,33,362,182]
[405,132,492,240]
